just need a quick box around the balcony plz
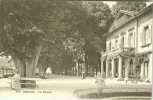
[102,46,135,57]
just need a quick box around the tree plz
[60,1,113,77]
[80,2,113,76]
[39,1,113,76]
[0,0,71,87]
[112,2,146,18]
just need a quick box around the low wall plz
[73,86,152,99]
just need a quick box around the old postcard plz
[0,1,152,99]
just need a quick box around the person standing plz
[12,70,21,90]
[95,72,105,92]
[125,72,128,83]
[110,71,112,79]
[82,71,85,79]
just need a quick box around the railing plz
[102,47,135,57]
[103,48,120,56]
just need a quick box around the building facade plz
[101,4,153,82]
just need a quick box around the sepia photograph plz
[0,1,152,100]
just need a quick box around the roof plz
[103,3,153,37]
[115,10,136,19]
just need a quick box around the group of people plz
[12,69,105,91]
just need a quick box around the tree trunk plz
[90,65,94,77]
[85,53,88,77]
[38,62,44,77]
[85,40,89,77]
[56,65,60,75]
[75,65,77,76]
[52,65,56,74]
[11,55,26,77]
[34,42,43,73]
[11,55,26,88]
[11,42,43,88]
[65,67,68,75]
[25,58,36,88]
[77,62,79,76]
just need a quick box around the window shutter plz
[133,33,134,47]
[148,25,152,44]
[140,32,142,46]
[112,39,114,49]
[142,29,145,45]
[106,42,107,51]
[128,34,130,47]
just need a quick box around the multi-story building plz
[101,3,152,82]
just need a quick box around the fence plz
[73,86,151,98]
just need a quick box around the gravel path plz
[0,74,151,99]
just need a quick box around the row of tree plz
[0,1,146,82]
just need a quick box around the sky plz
[103,1,153,8]
[103,1,116,8]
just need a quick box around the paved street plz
[0,74,151,99]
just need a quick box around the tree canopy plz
[112,2,146,18]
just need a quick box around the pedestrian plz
[109,71,112,79]
[94,71,96,79]
[95,72,105,92]
[82,71,85,79]
[125,72,128,83]
[12,70,21,90]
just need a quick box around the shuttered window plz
[128,29,134,47]
[116,40,118,49]
[142,29,145,45]
[129,33,133,47]
[122,37,124,47]
[145,26,149,44]
[109,42,111,50]
[142,25,151,46]
[148,25,152,44]
[140,32,142,46]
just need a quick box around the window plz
[128,28,134,47]
[143,26,149,45]
[129,33,133,47]
[109,42,111,50]
[115,40,118,49]
[121,37,124,47]
[141,25,152,47]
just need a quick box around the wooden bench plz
[8,77,41,89]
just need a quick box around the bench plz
[8,77,41,89]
